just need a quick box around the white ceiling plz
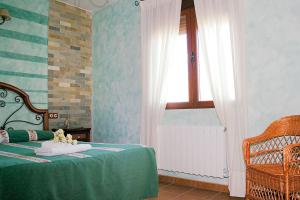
[58,0,113,13]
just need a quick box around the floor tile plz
[146,183,244,200]
[174,188,218,200]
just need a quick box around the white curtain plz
[194,0,247,197]
[140,0,182,152]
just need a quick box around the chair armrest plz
[243,139,251,166]
[283,143,300,175]
[243,134,286,166]
[243,134,272,166]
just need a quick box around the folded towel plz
[35,141,92,156]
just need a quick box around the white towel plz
[35,141,92,156]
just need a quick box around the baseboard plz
[159,175,229,193]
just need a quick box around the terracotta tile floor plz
[147,183,244,200]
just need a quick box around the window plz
[166,6,214,109]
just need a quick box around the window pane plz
[197,30,213,101]
[198,62,213,101]
[166,15,189,103]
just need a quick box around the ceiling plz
[58,0,113,12]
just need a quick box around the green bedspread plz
[0,141,158,200]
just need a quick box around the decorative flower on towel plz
[53,136,59,143]
[53,129,77,145]
[56,129,64,135]
[66,134,73,144]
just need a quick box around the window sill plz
[166,101,214,110]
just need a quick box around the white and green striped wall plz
[0,0,48,110]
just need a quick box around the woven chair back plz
[248,116,300,165]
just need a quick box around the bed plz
[0,82,158,200]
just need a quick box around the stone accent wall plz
[48,0,92,129]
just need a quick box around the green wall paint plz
[0,38,47,57]
[0,29,48,45]
[0,51,48,63]
[162,109,220,126]
[1,57,48,74]
[0,0,48,130]
[0,2,48,25]
[246,0,300,137]
[92,0,141,143]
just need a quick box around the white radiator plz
[158,125,227,178]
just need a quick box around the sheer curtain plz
[140,0,181,151]
[194,0,247,197]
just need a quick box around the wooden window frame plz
[166,6,214,110]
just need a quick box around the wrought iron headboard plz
[0,82,49,130]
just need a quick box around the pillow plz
[0,130,9,144]
[0,130,54,143]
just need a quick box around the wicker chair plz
[243,115,300,200]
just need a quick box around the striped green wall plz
[0,0,49,109]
